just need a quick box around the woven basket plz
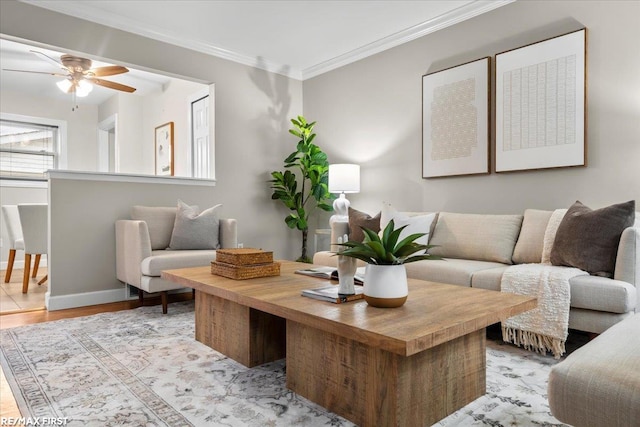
[216,248,273,266]
[211,261,280,280]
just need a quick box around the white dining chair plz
[17,204,48,293]
[2,205,27,283]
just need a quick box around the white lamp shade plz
[329,164,360,193]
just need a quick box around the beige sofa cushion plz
[429,212,523,264]
[405,258,506,287]
[472,268,636,313]
[512,209,553,264]
[131,206,176,250]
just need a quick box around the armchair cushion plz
[141,249,218,276]
[168,200,222,250]
[131,206,176,250]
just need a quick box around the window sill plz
[0,179,48,189]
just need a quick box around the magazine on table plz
[295,266,366,285]
[301,284,364,304]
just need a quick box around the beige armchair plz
[115,205,237,313]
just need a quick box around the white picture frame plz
[495,29,587,172]
[422,57,490,178]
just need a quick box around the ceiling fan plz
[3,50,136,108]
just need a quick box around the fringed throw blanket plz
[501,264,587,358]
[502,208,587,359]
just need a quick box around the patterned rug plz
[0,301,568,426]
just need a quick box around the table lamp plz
[329,163,360,223]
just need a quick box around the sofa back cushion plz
[429,212,523,264]
[131,206,176,250]
[512,209,553,264]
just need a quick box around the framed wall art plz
[155,121,174,176]
[495,28,587,172]
[422,57,490,178]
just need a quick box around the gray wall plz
[47,174,224,308]
[304,0,640,216]
[1,0,304,261]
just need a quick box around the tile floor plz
[0,267,47,313]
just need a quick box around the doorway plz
[97,114,118,173]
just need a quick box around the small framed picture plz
[495,29,587,172]
[155,122,174,176]
[422,57,490,178]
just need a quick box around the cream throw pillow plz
[379,202,436,246]
[168,200,222,250]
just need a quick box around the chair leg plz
[161,291,168,314]
[22,253,31,294]
[138,289,144,306]
[32,254,41,278]
[37,275,48,286]
[4,249,16,283]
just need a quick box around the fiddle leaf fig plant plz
[270,116,334,263]
[336,220,441,265]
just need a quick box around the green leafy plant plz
[270,116,333,263]
[336,220,441,265]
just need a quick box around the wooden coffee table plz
[162,260,536,426]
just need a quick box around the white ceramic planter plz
[363,264,408,308]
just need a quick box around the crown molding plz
[22,0,514,81]
[301,0,515,79]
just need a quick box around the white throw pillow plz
[168,200,222,250]
[379,202,436,246]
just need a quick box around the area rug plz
[0,301,567,426]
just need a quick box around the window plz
[0,114,66,182]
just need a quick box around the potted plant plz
[336,220,441,307]
[269,116,334,262]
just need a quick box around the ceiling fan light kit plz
[3,51,136,110]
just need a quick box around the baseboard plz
[46,287,129,311]
[45,286,192,311]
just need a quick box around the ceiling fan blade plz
[30,50,66,71]
[88,65,129,77]
[2,68,68,77]
[90,77,136,93]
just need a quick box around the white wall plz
[141,79,209,176]
[304,0,640,216]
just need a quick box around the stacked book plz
[211,248,280,280]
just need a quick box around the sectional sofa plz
[313,207,639,334]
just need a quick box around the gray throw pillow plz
[550,200,636,277]
[348,207,381,243]
[168,200,222,250]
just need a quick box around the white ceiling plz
[22,0,513,80]
[1,0,512,106]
